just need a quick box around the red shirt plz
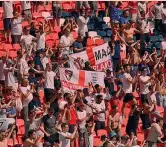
[69,106,77,125]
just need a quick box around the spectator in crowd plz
[0,1,166,147]
[3,1,13,42]
[52,2,62,27]
[21,1,32,22]
[11,11,23,44]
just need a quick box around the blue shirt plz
[73,41,84,53]
[112,41,120,59]
[7,107,16,116]
[119,16,129,25]
[109,6,120,21]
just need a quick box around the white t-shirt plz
[19,57,29,75]
[152,4,163,19]
[44,71,56,89]
[21,34,35,45]
[91,101,106,121]
[36,33,46,50]
[4,67,17,87]
[139,19,150,34]
[21,1,31,10]
[77,110,86,129]
[20,85,33,107]
[41,57,49,70]
[137,2,147,18]
[60,35,72,55]
[11,17,23,35]
[59,132,72,147]
[122,73,133,93]
[0,61,6,81]
[162,8,166,24]
[139,75,150,94]
[160,40,166,50]
[3,2,13,18]
[78,16,89,37]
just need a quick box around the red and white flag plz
[69,43,112,71]
[59,68,105,92]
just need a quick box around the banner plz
[70,43,112,71]
[0,118,15,131]
[59,68,105,92]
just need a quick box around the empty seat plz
[93,137,102,147]
[62,11,71,18]
[97,129,107,137]
[46,39,55,48]
[88,31,98,38]
[97,30,106,38]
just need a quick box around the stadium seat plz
[49,32,59,40]
[22,21,30,28]
[102,24,109,30]
[93,137,102,147]
[62,11,71,18]
[46,39,55,48]
[42,11,52,20]
[88,31,98,38]
[36,17,45,24]
[95,39,104,45]
[97,129,107,137]
[3,44,13,51]
[97,30,106,38]
[45,5,52,11]
[32,12,42,19]
[62,3,73,11]
[158,35,163,42]
[37,5,46,13]
[106,29,112,37]
[150,36,158,42]
[0,20,4,31]
[88,23,95,31]
[13,44,21,50]
[9,49,17,59]
[16,119,25,136]
[0,49,6,57]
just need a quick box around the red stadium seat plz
[46,39,55,48]
[95,39,104,45]
[9,49,17,59]
[32,12,42,19]
[22,21,30,28]
[36,17,45,24]
[16,119,25,136]
[93,137,102,147]
[3,44,13,51]
[62,3,73,11]
[45,5,52,11]
[97,129,107,137]
[13,44,21,50]
[0,20,4,31]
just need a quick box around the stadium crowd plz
[0,1,166,147]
